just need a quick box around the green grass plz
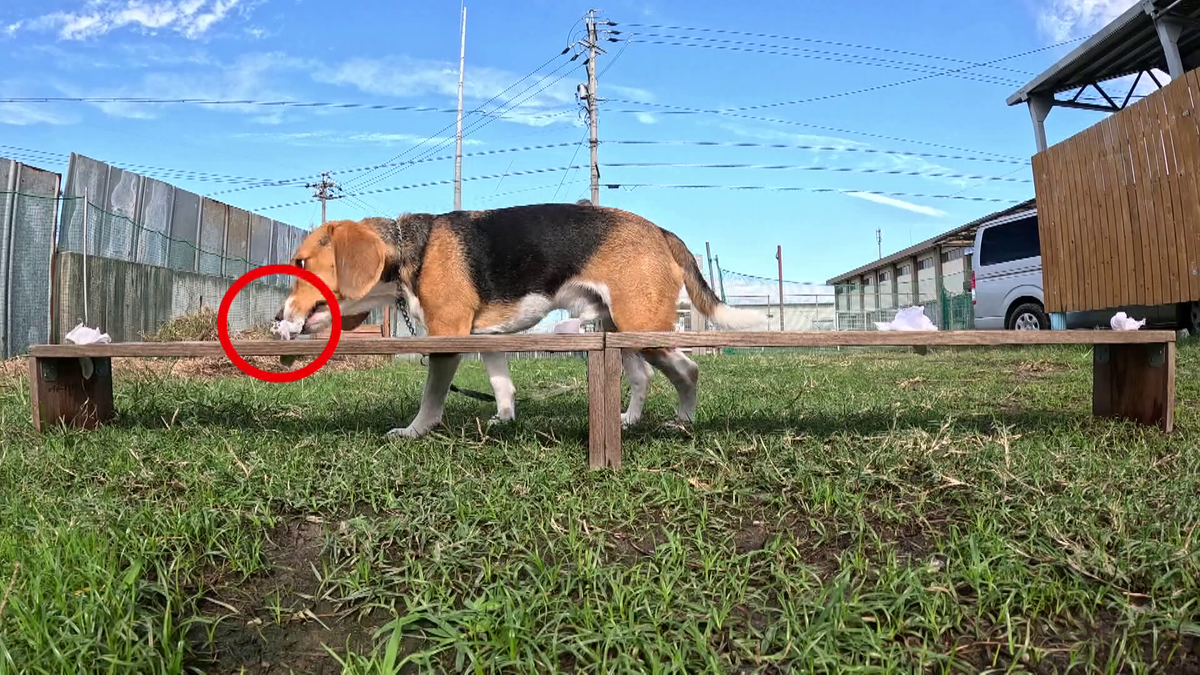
[1,344,1198,673]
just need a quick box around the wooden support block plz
[587,347,623,470]
[1093,342,1175,432]
[30,356,115,431]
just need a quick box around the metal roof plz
[1007,0,1200,106]
[826,198,1037,284]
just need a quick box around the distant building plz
[827,199,1036,329]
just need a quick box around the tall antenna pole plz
[876,228,882,259]
[453,4,467,211]
[586,9,600,206]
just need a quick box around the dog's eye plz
[293,259,305,269]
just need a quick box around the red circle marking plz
[217,264,342,383]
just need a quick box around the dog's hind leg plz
[641,348,700,424]
[482,352,516,423]
[388,353,463,440]
[621,349,654,427]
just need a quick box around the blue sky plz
[0,0,1147,284]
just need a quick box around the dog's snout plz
[274,308,283,322]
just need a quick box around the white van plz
[971,208,1196,331]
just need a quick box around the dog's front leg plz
[388,353,463,440]
[481,352,516,423]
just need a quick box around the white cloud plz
[634,112,656,124]
[9,0,243,41]
[312,55,591,128]
[57,51,304,122]
[608,84,655,102]
[0,102,74,126]
[846,192,946,217]
[1037,0,1137,41]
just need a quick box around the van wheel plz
[1008,302,1049,330]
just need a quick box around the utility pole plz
[876,228,882,259]
[585,9,601,206]
[776,245,785,332]
[705,241,716,290]
[306,172,342,224]
[453,3,467,211]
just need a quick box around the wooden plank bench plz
[595,330,1178,469]
[28,330,1176,472]
[26,335,610,465]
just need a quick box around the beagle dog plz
[274,202,760,439]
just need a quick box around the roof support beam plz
[1154,15,1187,78]
[1029,94,1054,153]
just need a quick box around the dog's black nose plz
[274,309,283,322]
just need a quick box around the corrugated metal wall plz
[0,157,60,359]
[52,153,312,343]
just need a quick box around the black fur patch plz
[441,204,613,303]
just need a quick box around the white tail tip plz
[710,303,766,331]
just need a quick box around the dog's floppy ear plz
[331,221,387,300]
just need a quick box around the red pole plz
[776,245,784,332]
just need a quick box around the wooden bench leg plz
[1093,342,1175,432]
[587,347,623,470]
[30,356,115,431]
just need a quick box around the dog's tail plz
[659,228,764,330]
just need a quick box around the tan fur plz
[416,222,479,335]
[472,302,519,330]
[577,210,683,332]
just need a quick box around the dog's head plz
[274,219,389,337]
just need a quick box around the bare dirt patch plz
[189,518,385,674]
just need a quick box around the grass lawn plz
[1,344,1198,673]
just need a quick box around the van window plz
[979,216,1040,266]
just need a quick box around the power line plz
[552,130,590,201]
[601,182,1020,204]
[621,22,1048,76]
[0,143,306,187]
[352,59,586,196]
[0,95,519,115]
[478,179,589,204]
[257,165,587,211]
[618,35,1079,112]
[207,140,583,197]
[605,139,1028,165]
[342,43,581,192]
[601,161,1033,183]
[603,103,1026,161]
[627,34,1025,88]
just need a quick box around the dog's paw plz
[486,414,514,427]
[386,426,422,440]
[620,412,641,428]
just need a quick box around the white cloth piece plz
[271,319,304,340]
[65,323,111,345]
[1110,312,1146,331]
[875,305,938,331]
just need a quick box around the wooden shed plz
[1007,0,1200,331]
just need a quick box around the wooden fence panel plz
[1033,68,1200,312]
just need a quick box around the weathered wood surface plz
[29,334,605,357]
[607,330,1177,349]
